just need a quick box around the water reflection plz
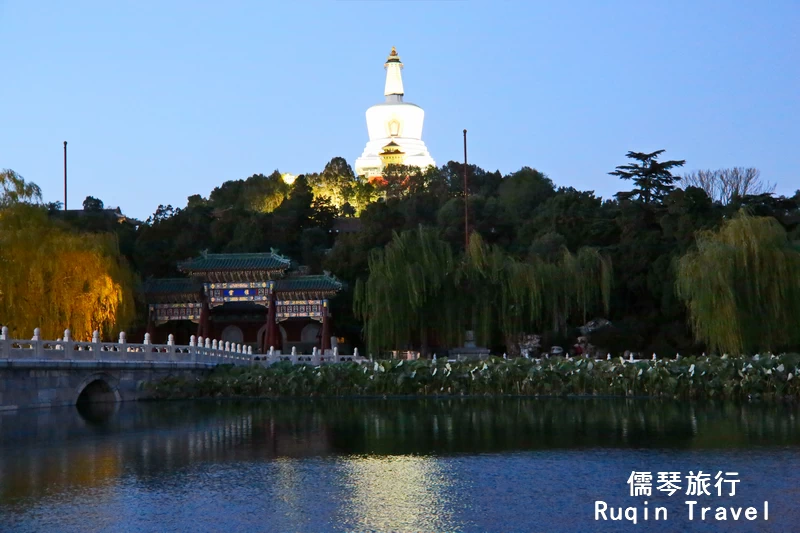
[340,456,459,532]
[2,398,800,531]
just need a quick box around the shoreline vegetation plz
[147,353,800,402]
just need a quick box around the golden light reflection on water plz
[339,455,460,533]
[273,457,307,525]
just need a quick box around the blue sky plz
[2,1,798,220]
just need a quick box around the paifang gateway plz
[142,252,343,355]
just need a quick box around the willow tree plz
[354,227,612,356]
[0,204,137,340]
[676,211,800,354]
[461,233,612,348]
[354,226,463,356]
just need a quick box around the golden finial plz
[386,46,401,64]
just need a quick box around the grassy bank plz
[146,353,800,402]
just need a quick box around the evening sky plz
[1,1,798,220]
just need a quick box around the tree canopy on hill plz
[17,153,800,356]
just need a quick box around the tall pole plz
[463,129,468,251]
[63,141,67,210]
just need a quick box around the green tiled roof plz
[178,252,291,273]
[142,278,202,294]
[276,274,343,293]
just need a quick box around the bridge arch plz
[75,373,122,405]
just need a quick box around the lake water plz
[1,398,800,532]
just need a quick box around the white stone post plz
[652,353,657,361]
[333,346,338,361]
[190,335,197,362]
[225,341,231,354]
[116,331,126,360]
[212,339,218,350]
[167,334,176,360]
[0,326,8,359]
[205,337,211,348]
[629,353,634,363]
[63,329,73,359]
[354,347,359,359]
[144,332,151,345]
[33,328,44,357]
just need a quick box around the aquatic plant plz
[148,353,800,402]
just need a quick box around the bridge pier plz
[0,362,213,411]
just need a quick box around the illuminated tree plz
[0,204,137,340]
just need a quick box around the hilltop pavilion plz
[142,252,342,354]
[354,47,436,178]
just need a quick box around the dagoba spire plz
[355,45,435,178]
[384,46,404,101]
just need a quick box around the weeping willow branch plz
[354,227,612,354]
[0,204,137,340]
[676,211,800,354]
[354,226,462,355]
[462,234,612,346]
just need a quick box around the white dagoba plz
[355,47,436,178]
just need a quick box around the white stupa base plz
[355,137,436,177]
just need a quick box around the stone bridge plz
[0,327,364,411]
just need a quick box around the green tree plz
[676,212,800,354]
[354,226,462,356]
[354,227,612,355]
[610,150,686,204]
[497,166,556,221]
[0,169,41,207]
[83,196,104,211]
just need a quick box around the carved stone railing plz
[0,327,251,366]
[252,345,365,366]
[0,327,368,367]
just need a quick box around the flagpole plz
[463,129,468,250]
[63,141,68,210]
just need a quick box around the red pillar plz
[321,300,331,352]
[264,293,277,354]
[198,297,210,339]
